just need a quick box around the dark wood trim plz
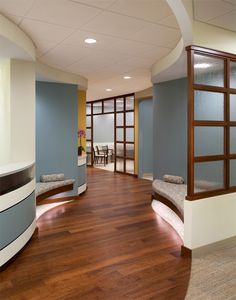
[87,93,134,103]
[187,49,194,197]
[88,93,135,175]
[181,245,192,258]
[194,155,225,162]
[152,191,184,222]
[186,45,236,60]
[186,45,236,200]
[36,184,74,202]
[194,84,227,93]
[185,186,236,200]
[193,120,226,126]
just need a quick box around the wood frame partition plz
[86,93,135,175]
[186,45,236,200]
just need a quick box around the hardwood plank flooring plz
[0,168,191,300]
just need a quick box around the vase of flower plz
[78,129,86,156]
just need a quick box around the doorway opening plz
[86,94,135,175]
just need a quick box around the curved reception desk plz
[78,155,87,195]
[0,162,36,269]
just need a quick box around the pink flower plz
[78,129,86,138]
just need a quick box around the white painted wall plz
[184,193,236,249]
[0,59,11,166]
[10,59,35,163]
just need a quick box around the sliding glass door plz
[115,95,135,174]
[86,93,135,175]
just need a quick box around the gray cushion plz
[40,173,65,183]
[152,179,186,214]
[163,174,184,184]
[36,179,75,197]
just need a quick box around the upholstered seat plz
[36,179,75,197]
[152,180,186,216]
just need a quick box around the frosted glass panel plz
[230,94,236,121]
[86,116,91,127]
[230,61,236,89]
[116,113,124,126]
[86,129,91,140]
[86,141,91,152]
[230,160,236,187]
[230,127,236,154]
[86,153,92,165]
[117,128,124,141]
[194,161,224,192]
[116,143,124,156]
[116,158,124,172]
[126,144,134,159]
[104,99,114,113]
[93,115,114,143]
[194,127,224,156]
[194,91,224,121]
[93,102,102,114]
[126,112,134,126]
[116,98,124,111]
[194,54,224,87]
[126,159,134,174]
[86,104,91,115]
[126,96,134,110]
[126,128,134,142]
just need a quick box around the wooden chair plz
[93,147,107,166]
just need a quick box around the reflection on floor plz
[36,201,72,219]
[95,162,114,172]
[186,242,236,299]
[94,161,134,174]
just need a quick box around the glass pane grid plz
[194,53,225,87]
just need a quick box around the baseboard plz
[181,245,192,258]
[182,235,236,258]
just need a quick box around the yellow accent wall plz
[78,90,86,151]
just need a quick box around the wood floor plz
[0,168,191,300]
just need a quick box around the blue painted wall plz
[153,78,187,181]
[36,81,78,195]
[138,98,153,177]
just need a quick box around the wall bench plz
[152,179,185,222]
[36,179,75,202]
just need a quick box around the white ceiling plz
[0,0,181,100]
[194,0,236,33]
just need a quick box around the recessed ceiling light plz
[106,88,112,92]
[84,38,97,44]
[123,75,131,79]
[194,63,211,69]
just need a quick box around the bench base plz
[152,191,184,222]
[36,183,74,202]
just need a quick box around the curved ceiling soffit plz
[151,0,193,84]
[0,14,87,89]
[0,13,35,61]
[36,61,88,90]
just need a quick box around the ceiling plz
[194,0,236,33]
[0,0,181,100]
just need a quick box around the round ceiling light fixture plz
[123,75,131,79]
[84,38,97,44]
[106,88,112,92]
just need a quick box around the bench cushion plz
[40,173,65,182]
[36,179,75,197]
[152,180,186,215]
